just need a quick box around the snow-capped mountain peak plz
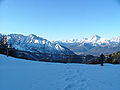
[58,39,81,43]
[56,35,112,45]
[28,34,37,38]
[55,44,65,50]
[79,35,108,45]
[110,36,120,43]
[88,34,101,42]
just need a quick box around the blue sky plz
[0,0,120,41]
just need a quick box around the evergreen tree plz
[0,35,8,56]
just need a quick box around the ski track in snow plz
[62,65,89,90]
[28,64,89,90]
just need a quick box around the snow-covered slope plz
[6,34,74,55]
[0,54,120,90]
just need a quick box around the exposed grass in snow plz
[0,54,120,90]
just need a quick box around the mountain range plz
[1,33,120,56]
[5,34,74,55]
[54,34,120,56]
[0,33,76,61]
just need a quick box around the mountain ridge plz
[55,34,120,45]
[53,35,120,56]
[0,33,74,55]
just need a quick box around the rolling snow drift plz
[0,54,120,90]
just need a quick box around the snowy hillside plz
[0,54,120,90]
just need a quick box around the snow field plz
[0,54,120,90]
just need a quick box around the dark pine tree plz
[0,35,8,56]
